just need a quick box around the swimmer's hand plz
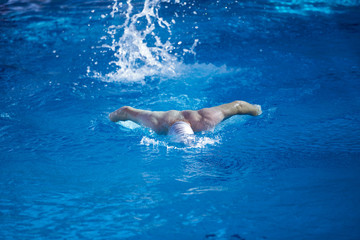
[253,104,262,116]
[109,106,130,122]
[236,101,262,116]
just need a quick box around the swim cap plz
[168,121,194,136]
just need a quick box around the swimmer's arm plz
[109,106,133,122]
[211,101,261,120]
[109,106,163,133]
[186,101,261,132]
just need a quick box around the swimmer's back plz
[151,109,213,133]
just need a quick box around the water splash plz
[87,0,247,84]
[91,0,199,83]
[117,120,220,149]
[140,135,221,150]
[116,120,141,130]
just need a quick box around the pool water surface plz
[1,0,360,239]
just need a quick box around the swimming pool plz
[1,0,360,239]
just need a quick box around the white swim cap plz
[168,121,194,136]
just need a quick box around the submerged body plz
[109,100,262,135]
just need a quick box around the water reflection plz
[1,0,52,15]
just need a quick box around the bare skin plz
[109,100,261,135]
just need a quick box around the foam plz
[140,135,220,150]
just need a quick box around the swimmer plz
[109,101,261,135]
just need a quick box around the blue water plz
[1,0,360,239]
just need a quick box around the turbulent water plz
[1,0,360,239]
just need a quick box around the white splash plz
[88,0,246,83]
[140,135,221,150]
[116,120,141,129]
[89,0,234,84]
[93,0,183,83]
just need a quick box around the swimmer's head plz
[168,121,194,136]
